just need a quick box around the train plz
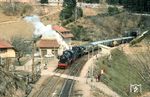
[57,44,101,68]
[58,31,138,68]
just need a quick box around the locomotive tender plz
[58,31,137,68]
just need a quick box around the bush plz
[108,6,120,16]
[76,7,83,18]
[60,7,73,20]
[84,0,99,3]
[60,7,83,25]
[68,25,92,41]
[60,0,83,25]
[40,0,48,4]
[21,4,33,16]
[106,0,119,4]
[1,2,33,16]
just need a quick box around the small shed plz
[37,39,60,57]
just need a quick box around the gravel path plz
[75,48,120,97]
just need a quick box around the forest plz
[80,0,150,13]
[107,0,150,13]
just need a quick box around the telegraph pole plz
[32,41,35,82]
[75,0,78,22]
[31,34,42,82]
[91,47,94,81]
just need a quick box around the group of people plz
[87,69,104,82]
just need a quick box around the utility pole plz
[91,47,94,81]
[5,58,10,72]
[75,0,78,22]
[31,34,42,82]
[32,41,35,82]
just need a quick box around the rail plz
[59,64,81,97]
[59,50,98,97]
[29,69,65,97]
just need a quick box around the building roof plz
[37,39,60,48]
[62,33,74,38]
[52,25,74,38]
[0,39,13,49]
[52,25,70,33]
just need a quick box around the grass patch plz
[96,49,150,97]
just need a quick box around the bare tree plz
[11,36,31,66]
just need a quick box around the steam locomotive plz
[57,44,101,68]
[58,31,138,68]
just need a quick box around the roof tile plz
[52,25,70,32]
[52,25,74,38]
[0,39,13,48]
[37,39,60,48]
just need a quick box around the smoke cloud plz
[24,15,69,51]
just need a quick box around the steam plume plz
[24,15,69,51]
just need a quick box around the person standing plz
[97,73,101,82]
[44,63,47,70]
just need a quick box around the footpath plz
[75,48,120,97]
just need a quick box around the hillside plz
[95,40,150,97]
[67,7,150,41]
[0,5,61,40]
[0,5,149,41]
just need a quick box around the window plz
[0,49,7,53]
[52,49,58,55]
[41,49,47,57]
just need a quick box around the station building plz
[37,25,74,58]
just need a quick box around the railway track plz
[59,50,98,97]
[31,69,65,97]
[29,50,99,97]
